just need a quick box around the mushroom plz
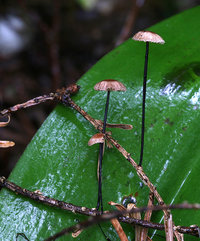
[94,79,126,212]
[94,79,126,134]
[132,31,165,167]
[88,133,105,146]
[0,140,15,148]
[0,115,15,148]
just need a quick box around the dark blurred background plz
[0,0,199,178]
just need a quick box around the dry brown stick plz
[0,176,98,216]
[108,201,140,241]
[105,134,168,216]
[110,218,129,241]
[0,94,56,116]
[140,192,154,241]
[44,202,200,241]
[0,176,199,238]
[63,95,102,131]
[166,214,174,241]
[174,230,184,241]
[0,84,79,117]
[0,176,163,230]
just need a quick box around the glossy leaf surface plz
[0,6,200,241]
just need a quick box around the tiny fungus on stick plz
[94,79,126,213]
[132,31,165,167]
[88,133,105,146]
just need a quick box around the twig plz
[128,203,142,241]
[140,192,154,240]
[0,94,56,116]
[110,218,128,241]
[44,202,200,241]
[0,176,163,230]
[0,176,98,216]
[0,84,79,117]
[166,214,174,241]
[62,95,102,131]
[1,176,199,238]
[174,230,184,241]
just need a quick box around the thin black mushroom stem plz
[93,79,126,213]
[97,91,111,214]
[98,90,110,214]
[132,31,165,167]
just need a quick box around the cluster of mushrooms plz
[87,31,165,214]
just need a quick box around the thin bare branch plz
[44,202,200,241]
[0,94,56,116]
[110,218,128,241]
[0,176,98,216]
[1,176,199,238]
[165,214,174,241]
[174,230,184,241]
[0,84,79,117]
[140,192,154,241]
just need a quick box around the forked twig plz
[0,176,199,239]
[44,202,200,241]
[0,85,79,117]
[0,94,56,116]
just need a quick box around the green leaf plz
[1,6,200,241]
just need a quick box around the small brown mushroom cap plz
[88,133,105,146]
[0,140,15,148]
[132,31,165,44]
[94,79,126,91]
